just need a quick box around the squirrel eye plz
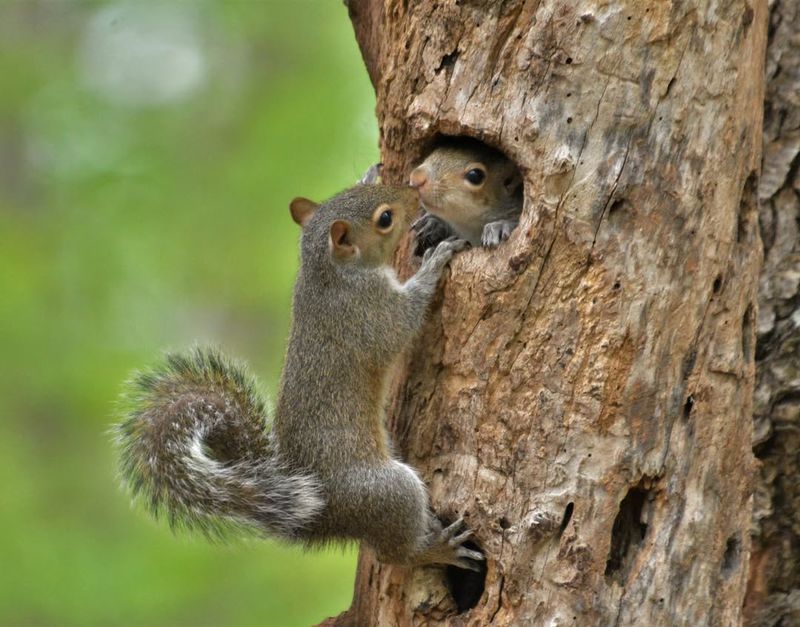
[377,209,393,229]
[464,168,486,186]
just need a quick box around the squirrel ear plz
[290,197,319,227]
[329,220,357,259]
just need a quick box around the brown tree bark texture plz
[336,1,767,624]
[746,0,800,624]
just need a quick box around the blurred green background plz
[0,2,378,625]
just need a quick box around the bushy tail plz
[114,347,324,541]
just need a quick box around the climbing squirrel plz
[114,183,483,570]
[410,138,523,253]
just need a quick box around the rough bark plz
[746,0,800,624]
[335,1,767,624]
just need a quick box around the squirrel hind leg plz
[335,461,483,570]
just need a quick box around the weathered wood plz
[746,0,800,623]
[335,1,768,624]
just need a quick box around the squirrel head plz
[409,138,523,225]
[290,185,419,268]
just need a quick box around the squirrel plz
[114,183,483,571]
[409,138,524,253]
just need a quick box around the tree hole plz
[683,395,694,419]
[721,534,741,577]
[607,198,629,221]
[742,303,754,362]
[560,502,574,534]
[737,171,757,243]
[712,275,723,294]
[436,50,459,73]
[445,540,487,613]
[605,483,651,584]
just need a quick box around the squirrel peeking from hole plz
[410,137,524,253]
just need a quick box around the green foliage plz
[0,2,376,625]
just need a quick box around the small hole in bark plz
[560,502,574,534]
[566,56,573,64]
[567,116,573,124]
[498,517,511,530]
[627,15,632,20]
[609,198,626,215]
[445,542,487,613]
[683,395,694,419]
[566,92,572,97]
[612,281,621,290]
[742,303,755,362]
[713,275,722,294]
[605,482,651,584]
[721,534,741,577]
[436,50,459,73]
[737,171,757,243]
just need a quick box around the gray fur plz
[115,347,324,541]
[114,184,483,569]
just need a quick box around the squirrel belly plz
[115,347,325,541]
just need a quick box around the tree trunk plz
[745,0,800,624]
[332,1,767,624]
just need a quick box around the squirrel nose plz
[409,167,428,189]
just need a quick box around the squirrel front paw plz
[420,236,469,275]
[481,219,518,248]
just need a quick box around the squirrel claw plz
[436,517,485,570]
[419,236,467,272]
[482,219,518,248]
